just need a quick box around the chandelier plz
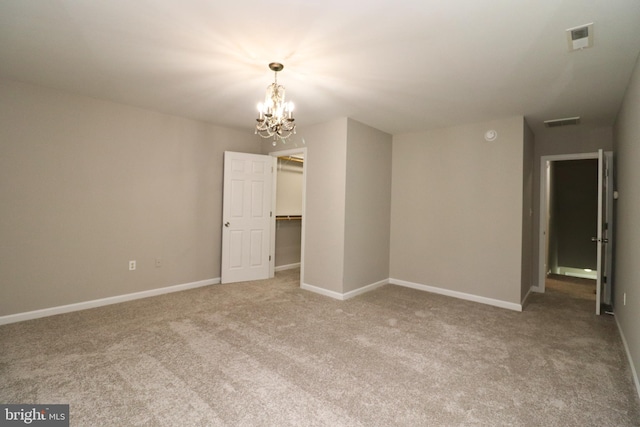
[255,62,296,143]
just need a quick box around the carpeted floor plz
[1,270,639,426]
[545,273,597,302]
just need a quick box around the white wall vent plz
[566,23,593,51]
[543,117,581,128]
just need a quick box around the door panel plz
[221,151,274,284]
[251,181,264,216]
[230,180,244,216]
[229,230,243,269]
[250,230,263,266]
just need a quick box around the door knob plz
[591,237,598,242]
[224,222,230,227]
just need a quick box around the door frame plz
[537,152,598,294]
[269,147,307,286]
[602,151,614,306]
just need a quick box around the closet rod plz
[278,156,304,164]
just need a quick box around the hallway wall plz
[613,52,640,396]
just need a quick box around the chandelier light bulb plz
[257,103,264,120]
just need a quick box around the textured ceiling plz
[1,0,640,135]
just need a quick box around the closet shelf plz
[276,215,302,221]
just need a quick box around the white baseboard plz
[343,279,388,300]
[275,262,301,272]
[389,278,522,312]
[0,277,220,326]
[301,278,388,301]
[301,283,345,300]
[615,315,640,401]
[301,277,522,311]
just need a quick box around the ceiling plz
[1,0,640,136]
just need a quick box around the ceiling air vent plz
[543,117,581,128]
[566,23,593,51]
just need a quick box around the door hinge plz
[270,211,272,217]
[269,255,272,261]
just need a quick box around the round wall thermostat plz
[484,130,498,141]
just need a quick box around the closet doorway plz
[270,148,307,284]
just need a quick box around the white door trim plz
[536,152,598,293]
[269,147,307,287]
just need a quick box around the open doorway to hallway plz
[546,159,598,280]
[538,151,614,315]
[545,274,596,302]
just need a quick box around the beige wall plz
[0,78,261,316]
[275,159,303,216]
[265,119,349,293]
[390,117,525,305]
[521,121,535,301]
[2,73,627,328]
[534,126,613,157]
[343,119,392,293]
[274,220,302,267]
[267,118,391,295]
[613,52,640,395]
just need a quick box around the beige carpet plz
[1,270,639,426]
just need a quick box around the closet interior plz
[274,155,303,269]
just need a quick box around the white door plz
[595,149,614,314]
[221,151,274,284]
[603,151,614,306]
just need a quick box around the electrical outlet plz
[129,260,136,271]
[155,258,162,268]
